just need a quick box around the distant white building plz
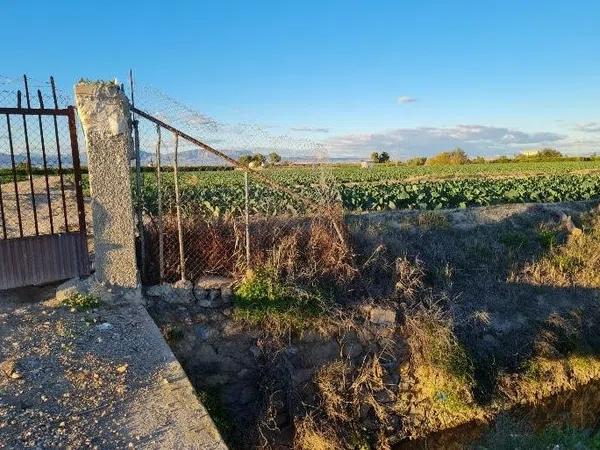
[520,149,540,157]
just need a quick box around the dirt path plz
[0,285,226,450]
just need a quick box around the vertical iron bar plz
[67,107,87,234]
[5,114,23,237]
[130,70,146,277]
[36,90,54,234]
[67,106,89,274]
[0,175,6,239]
[173,134,186,281]
[19,88,39,235]
[155,125,164,281]
[50,76,69,232]
[244,170,251,269]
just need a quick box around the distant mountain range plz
[0,149,360,169]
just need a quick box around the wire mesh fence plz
[129,80,347,285]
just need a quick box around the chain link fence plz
[129,81,349,285]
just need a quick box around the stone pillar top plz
[75,81,130,137]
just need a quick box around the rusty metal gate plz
[0,76,89,290]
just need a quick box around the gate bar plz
[0,178,6,239]
[50,76,70,232]
[67,107,87,236]
[18,88,39,236]
[36,90,54,234]
[5,114,23,237]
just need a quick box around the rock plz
[146,284,168,297]
[194,324,218,341]
[194,287,208,301]
[0,359,17,377]
[196,276,234,290]
[249,346,262,359]
[205,374,230,386]
[172,279,194,303]
[198,290,225,308]
[221,287,233,304]
[195,343,218,362]
[96,323,113,332]
[151,281,193,305]
[55,277,91,302]
[299,341,339,367]
[562,214,583,237]
[368,306,397,326]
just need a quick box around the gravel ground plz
[0,284,226,449]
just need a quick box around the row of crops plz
[141,160,600,188]
[139,171,600,217]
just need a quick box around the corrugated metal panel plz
[0,232,89,290]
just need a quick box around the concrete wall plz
[75,82,138,288]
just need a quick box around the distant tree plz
[379,152,390,163]
[406,157,427,166]
[538,148,562,158]
[239,154,253,166]
[268,152,282,165]
[252,153,266,165]
[370,152,380,163]
[425,148,470,166]
[472,156,486,164]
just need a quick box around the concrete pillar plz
[75,82,138,288]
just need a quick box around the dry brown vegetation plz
[149,201,600,449]
[143,210,356,286]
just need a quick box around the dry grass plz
[517,209,600,287]
[143,211,357,286]
[394,256,425,302]
[294,415,341,450]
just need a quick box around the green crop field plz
[132,160,600,217]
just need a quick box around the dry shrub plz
[395,256,425,302]
[294,415,341,450]
[517,209,600,288]
[397,296,479,435]
[142,211,357,286]
[143,215,241,283]
[314,360,353,422]
[306,353,394,449]
[402,296,473,385]
[248,214,357,286]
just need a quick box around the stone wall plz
[145,281,401,447]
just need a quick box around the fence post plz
[155,125,164,281]
[244,170,251,269]
[75,81,139,289]
[173,134,186,281]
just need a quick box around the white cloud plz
[574,122,600,133]
[290,126,330,133]
[326,124,568,158]
[397,96,417,104]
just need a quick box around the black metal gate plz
[0,76,89,289]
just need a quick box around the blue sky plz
[2,0,600,158]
